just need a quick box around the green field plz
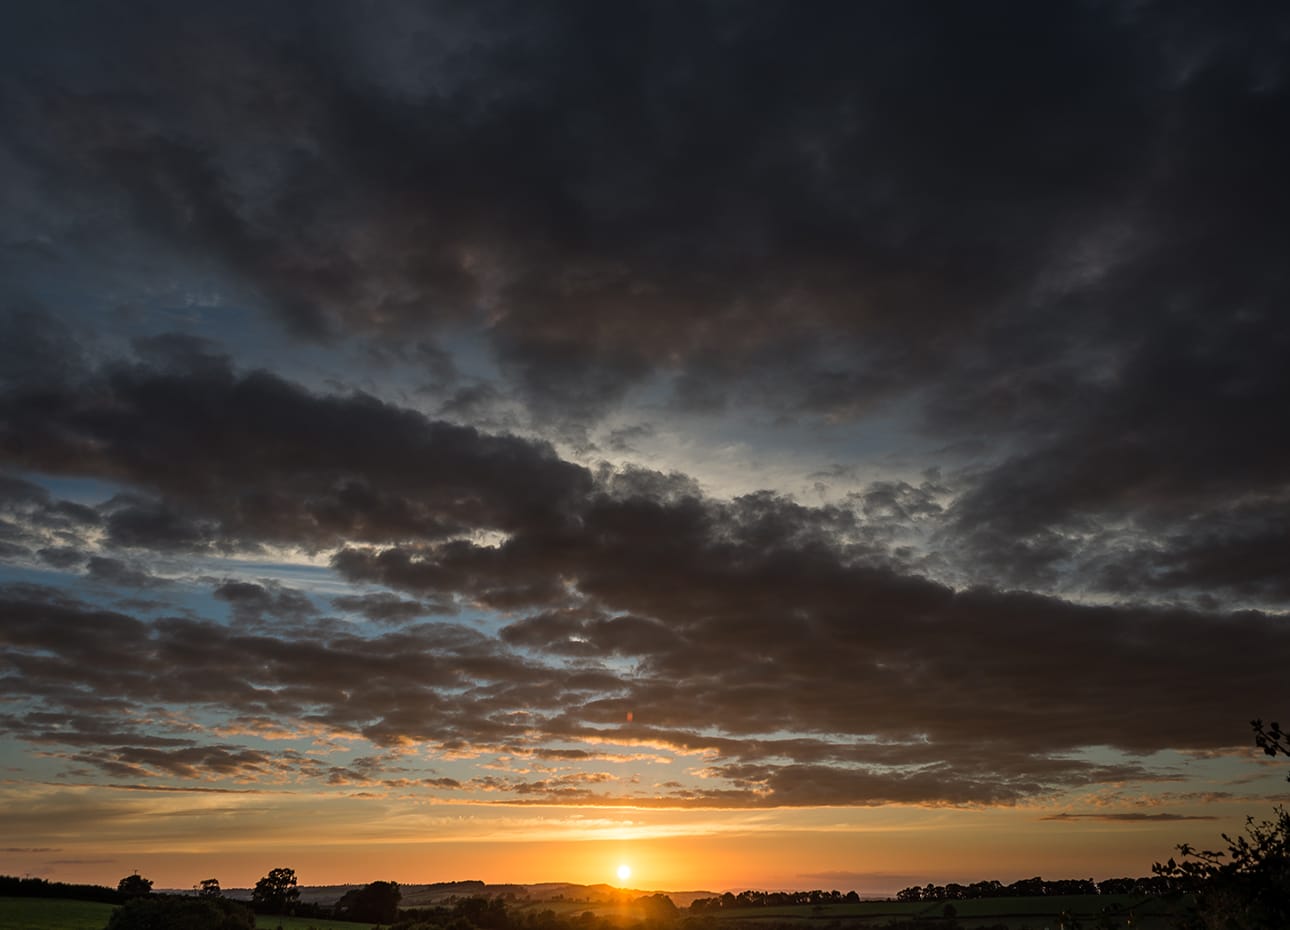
[685,893,1189,929]
[0,897,115,930]
[0,897,381,930]
[0,894,1196,930]
[253,914,385,930]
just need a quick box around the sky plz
[1,0,1289,897]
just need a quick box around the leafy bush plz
[104,893,257,930]
[1154,807,1290,929]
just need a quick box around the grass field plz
[0,893,1195,930]
[442,893,1196,930]
[0,897,115,930]
[254,914,385,930]
[682,893,1190,929]
[0,897,382,930]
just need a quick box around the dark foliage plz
[0,875,122,904]
[116,874,153,898]
[335,880,402,924]
[1149,719,1290,928]
[1153,808,1290,929]
[691,890,856,910]
[634,894,679,922]
[1252,718,1289,780]
[251,867,299,915]
[104,894,256,930]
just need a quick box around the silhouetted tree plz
[117,874,152,898]
[335,880,402,924]
[199,878,221,897]
[1151,719,1290,928]
[1153,807,1290,929]
[251,867,299,915]
[453,895,509,929]
[634,893,678,922]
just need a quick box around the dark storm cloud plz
[3,1,1290,812]
[0,352,1284,805]
[6,1,1285,427]
[0,352,592,551]
[341,490,1288,759]
[3,491,1286,808]
[100,495,215,552]
[1,1,1287,607]
[0,313,87,393]
[939,308,1290,598]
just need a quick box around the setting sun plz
[616,864,632,883]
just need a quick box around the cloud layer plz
[2,0,1289,825]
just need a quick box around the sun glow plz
[616,863,632,882]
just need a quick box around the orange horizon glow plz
[0,800,1242,895]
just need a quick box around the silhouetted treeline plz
[686,876,1184,909]
[106,894,255,930]
[892,875,1179,901]
[0,874,123,904]
[392,894,678,930]
[690,890,860,911]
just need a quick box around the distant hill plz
[201,880,717,909]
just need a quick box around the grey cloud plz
[95,783,266,794]
[37,546,86,569]
[101,495,215,552]
[65,744,285,780]
[0,476,100,553]
[86,556,169,589]
[214,579,316,624]
[331,592,447,624]
[0,539,28,560]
